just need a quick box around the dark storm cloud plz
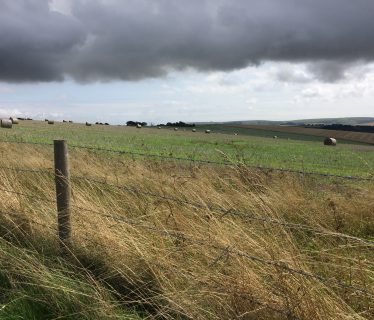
[0,1,85,81]
[1,0,374,83]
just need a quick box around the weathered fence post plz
[54,140,71,251]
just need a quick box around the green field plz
[0,120,373,319]
[0,120,373,178]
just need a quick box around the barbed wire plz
[71,175,374,246]
[71,204,374,298]
[0,205,302,318]
[0,182,372,298]
[0,160,371,245]
[0,138,372,181]
[0,163,372,246]
[69,144,374,181]
[220,290,301,320]
[0,165,53,175]
[0,209,55,231]
[0,139,52,147]
[0,162,368,246]
[0,187,55,204]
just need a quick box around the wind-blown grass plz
[0,142,373,319]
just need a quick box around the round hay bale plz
[205,129,211,134]
[234,133,238,136]
[174,127,178,131]
[10,117,19,124]
[324,137,337,146]
[86,122,92,126]
[158,127,162,129]
[1,119,12,129]
[63,120,67,123]
[45,119,49,122]
[48,120,54,125]
[192,128,196,132]
[137,124,142,128]
[273,136,278,139]
[69,120,73,123]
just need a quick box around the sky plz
[0,0,373,124]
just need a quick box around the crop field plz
[0,120,373,178]
[226,124,374,145]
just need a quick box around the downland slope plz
[226,125,374,145]
[0,141,373,319]
[197,117,374,126]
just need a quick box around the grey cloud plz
[307,61,360,83]
[275,67,313,84]
[0,0,85,81]
[1,0,374,83]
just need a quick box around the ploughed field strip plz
[227,124,374,145]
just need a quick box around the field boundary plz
[0,138,372,181]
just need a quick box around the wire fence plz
[0,138,373,310]
[71,174,374,246]
[0,164,373,246]
[1,175,373,297]
[0,205,303,319]
[0,138,372,181]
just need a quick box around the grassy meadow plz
[0,120,373,319]
[0,120,373,178]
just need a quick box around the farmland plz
[0,120,373,178]
[225,124,374,145]
[0,120,373,319]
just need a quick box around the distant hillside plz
[289,117,374,125]
[196,117,374,126]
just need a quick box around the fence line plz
[0,166,372,246]
[0,139,52,147]
[0,186,55,203]
[1,199,371,298]
[69,144,374,181]
[0,138,372,181]
[0,209,301,320]
[220,290,301,320]
[71,174,374,246]
[71,204,374,297]
[0,209,55,231]
[0,165,53,175]
[0,183,373,298]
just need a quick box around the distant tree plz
[161,121,195,127]
[310,124,374,133]
[126,121,147,127]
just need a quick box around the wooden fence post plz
[54,140,71,251]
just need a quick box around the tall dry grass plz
[0,142,373,319]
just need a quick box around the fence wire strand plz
[72,204,374,298]
[0,165,53,175]
[0,187,55,204]
[0,138,373,317]
[0,138,372,181]
[71,174,374,246]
